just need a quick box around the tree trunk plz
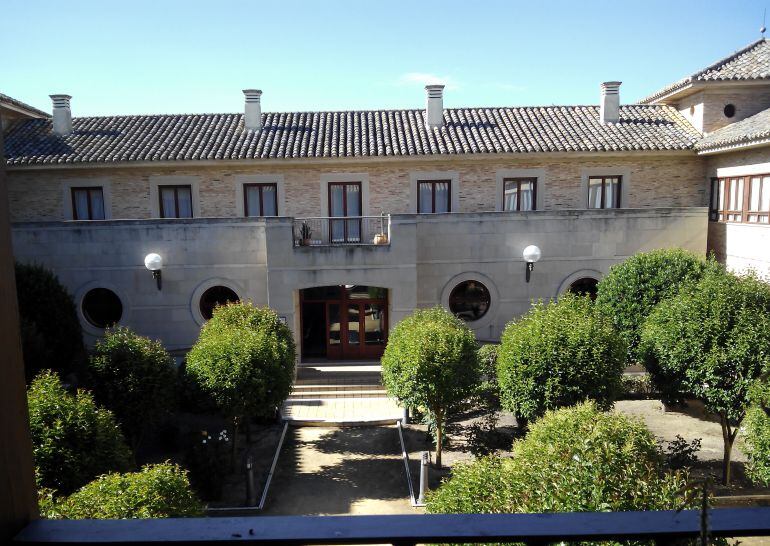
[719,413,740,486]
[231,416,240,472]
[435,414,443,468]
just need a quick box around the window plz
[71,187,105,220]
[159,185,193,218]
[588,176,621,209]
[568,277,599,300]
[244,183,278,217]
[503,178,537,211]
[724,104,736,118]
[418,180,451,213]
[82,288,122,328]
[328,182,362,243]
[712,174,770,224]
[448,280,491,322]
[199,286,239,320]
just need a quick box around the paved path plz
[262,426,417,515]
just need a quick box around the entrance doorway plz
[300,285,388,360]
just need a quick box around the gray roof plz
[0,93,49,118]
[641,39,770,103]
[3,105,701,166]
[696,107,770,152]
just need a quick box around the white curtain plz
[434,182,449,213]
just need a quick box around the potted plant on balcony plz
[299,222,312,246]
[373,232,388,245]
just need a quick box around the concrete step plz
[288,389,388,399]
[292,384,385,392]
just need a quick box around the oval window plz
[199,286,239,320]
[723,104,736,118]
[82,288,123,328]
[568,277,599,300]
[448,280,491,322]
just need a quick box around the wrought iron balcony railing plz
[293,215,391,247]
[13,508,770,545]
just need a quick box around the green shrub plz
[594,249,713,364]
[28,370,131,494]
[640,269,770,484]
[427,402,695,518]
[476,343,500,409]
[477,343,498,380]
[382,307,479,466]
[497,294,625,426]
[43,463,203,519]
[15,262,84,381]
[744,379,770,486]
[88,327,178,449]
[185,302,295,452]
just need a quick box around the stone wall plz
[11,208,708,352]
[675,87,770,135]
[6,152,706,222]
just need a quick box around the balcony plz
[293,215,391,247]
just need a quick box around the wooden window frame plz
[502,177,538,212]
[710,174,770,224]
[327,182,362,243]
[70,187,105,221]
[417,179,452,213]
[587,176,622,209]
[243,183,278,217]
[158,185,193,219]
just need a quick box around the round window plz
[448,280,491,322]
[82,288,123,328]
[723,104,736,118]
[568,277,599,300]
[199,286,239,320]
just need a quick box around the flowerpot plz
[301,238,312,246]
[373,233,388,245]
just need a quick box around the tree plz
[41,463,203,519]
[381,307,480,466]
[28,370,131,494]
[88,327,178,450]
[742,378,770,486]
[427,402,695,519]
[497,294,625,427]
[594,249,713,364]
[185,302,295,462]
[15,262,84,381]
[640,269,770,484]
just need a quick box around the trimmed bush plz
[497,294,625,426]
[743,379,770,486]
[381,307,479,466]
[28,370,131,494]
[594,249,713,364]
[427,402,695,517]
[43,463,203,519]
[15,262,84,381]
[88,327,178,449]
[185,302,295,457]
[640,269,770,484]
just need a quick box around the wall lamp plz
[144,253,163,290]
[522,245,542,283]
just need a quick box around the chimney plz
[425,84,445,129]
[599,81,621,124]
[50,94,72,136]
[243,89,262,131]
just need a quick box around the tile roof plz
[3,105,701,166]
[640,39,770,103]
[0,93,49,118]
[696,107,770,152]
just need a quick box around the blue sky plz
[2,0,769,116]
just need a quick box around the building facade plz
[3,39,769,359]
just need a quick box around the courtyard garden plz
[15,249,770,520]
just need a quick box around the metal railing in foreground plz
[14,507,770,545]
[293,215,391,247]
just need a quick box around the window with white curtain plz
[244,183,278,216]
[418,180,451,213]
[503,178,537,211]
[587,176,621,209]
[159,185,193,218]
[71,187,105,220]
